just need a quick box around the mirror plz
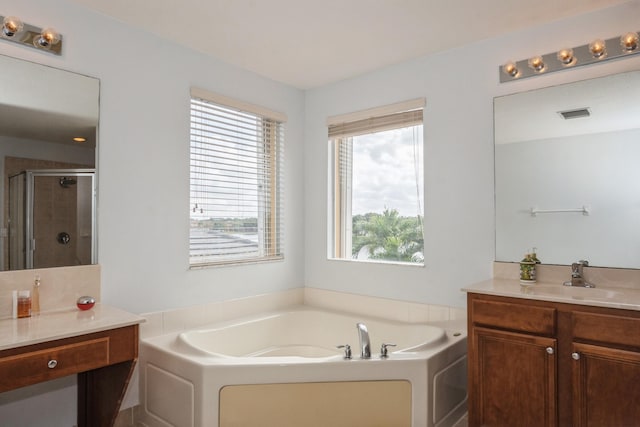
[495,70,640,269]
[0,54,98,271]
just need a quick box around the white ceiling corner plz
[69,0,632,89]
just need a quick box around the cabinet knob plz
[47,359,58,369]
[546,347,554,355]
[571,352,580,360]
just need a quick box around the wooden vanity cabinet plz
[0,325,138,427]
[468,293,640,427]
[571,311,640,426]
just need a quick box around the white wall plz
[304,1,640,309]
[0,0,306,315]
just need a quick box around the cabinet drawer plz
[0,337,109,391]
[471,298,556,335]
[573,311,640,348]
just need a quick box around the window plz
[328,99,424,264]
[189,88,285,267]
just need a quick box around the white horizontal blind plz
[190,94,284,267]
[328,109,423,139]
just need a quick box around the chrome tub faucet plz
[356,322,371,359]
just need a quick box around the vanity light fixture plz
[0,14,62,55]
[589,39,607,58]
[2,16,22,37]
[621,31,639,52]
[33,27,60,49]
[557,48,575,66]
[500,30,640,83]
[502,61,519,77]
[527,55,545,72]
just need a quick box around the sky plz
[351,125,423,217]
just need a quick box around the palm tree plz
[352,208,423,262]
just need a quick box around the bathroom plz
[1,0,639,426]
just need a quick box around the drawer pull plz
[47,359,58,369]
[546,347,554,355]
[571,352,580,361]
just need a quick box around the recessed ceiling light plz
[73,137,87,143]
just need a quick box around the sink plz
[521,284,624,301]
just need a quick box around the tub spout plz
[356,322,371,359]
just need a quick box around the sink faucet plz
[564,260,595,288]
[356,322,371,359]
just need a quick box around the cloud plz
[351,126,423,216]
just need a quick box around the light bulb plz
[33,27,61,48]
[528,55,545,72]
[2,16,23,37]
[557,48,575,65]
[620,32,639,52]
[589,39,607,58]
[502,61,518,77]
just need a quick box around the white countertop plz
[0,304,144,351]
[463,278,640,311]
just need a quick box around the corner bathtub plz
[139,307,468,427]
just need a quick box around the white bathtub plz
[139,306,467,427]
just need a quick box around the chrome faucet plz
[356,322,371,359]
[563,260,595,288]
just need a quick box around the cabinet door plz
[470,327,557,427]
[572,342,640,427]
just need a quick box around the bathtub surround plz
[137,291,468,427]
[139,287,467,340]
[129,287,467,426]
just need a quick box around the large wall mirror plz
[495,70,640,269]
[0,54,98,271]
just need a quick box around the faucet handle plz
[336,344,352,359]
[380,343,397,358]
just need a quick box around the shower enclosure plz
[8,169,96,270]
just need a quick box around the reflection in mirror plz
[495,70,640,269]
[0,54,98,271]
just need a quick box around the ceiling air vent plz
[558,108,591,120]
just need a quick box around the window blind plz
[328,109,424,139]
[189,93,284,267]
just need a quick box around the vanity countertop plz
[463,278,640,311]
[0,304,144,351]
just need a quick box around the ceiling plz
[69,0,631,89]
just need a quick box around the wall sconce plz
[0,14,62,55]
[500,30,640,83]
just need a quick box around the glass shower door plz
[31,173,95,268]
[8,169,95,269]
